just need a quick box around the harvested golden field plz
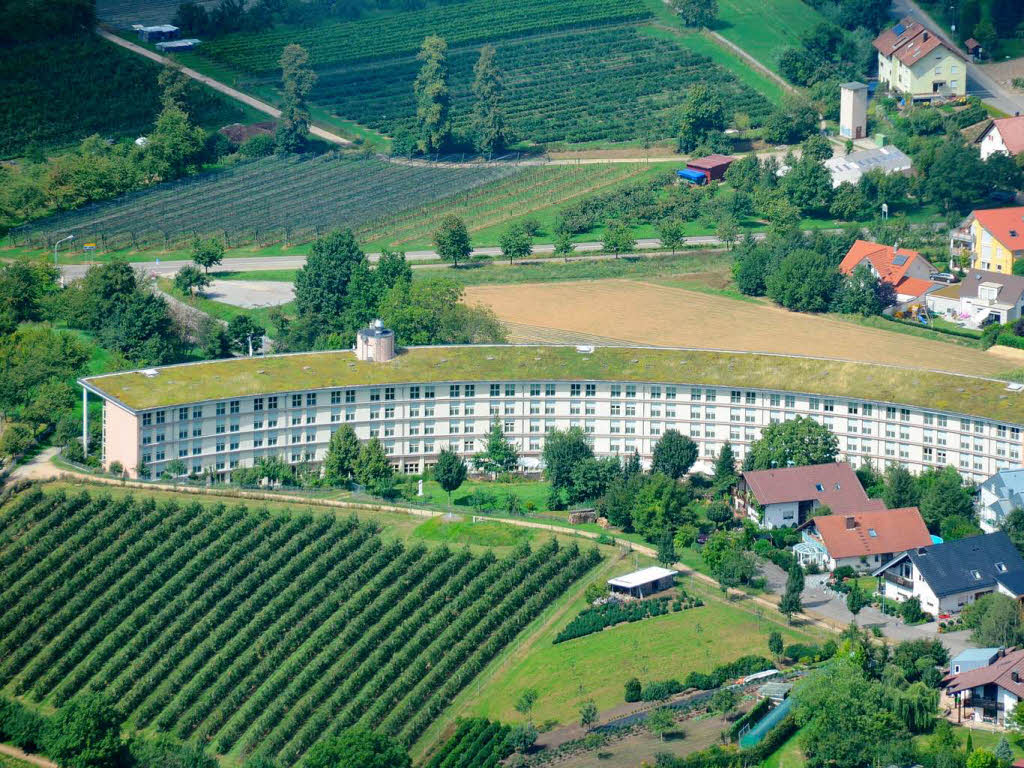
[464,278,1024,376]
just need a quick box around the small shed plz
[136,24,179,42]
[685,154,735,182]
[964,38,981,56]
[607,566,678,597]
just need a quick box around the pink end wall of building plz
[104,401,140,476]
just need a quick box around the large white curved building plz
[80,343,1024,483]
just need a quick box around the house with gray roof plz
[872,532,1024,616]
[926,269,1024,327]
[949,647,1002,676]
[824,146,913,188]
[979,469,1024,533]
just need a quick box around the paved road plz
[802,574,975,655]
[97,29,354,148]
[892,0,1024,116]
[59,235,749,280]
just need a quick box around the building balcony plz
[884,572,914,589]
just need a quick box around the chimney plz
[1012,670,1020,683]
[845,516,857,529]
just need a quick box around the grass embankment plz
[158,278,291,333]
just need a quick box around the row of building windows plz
[139,387,1024,440]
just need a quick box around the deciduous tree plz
[44,694,122,768]
[354,437,393,492]
[191,236,224,273]
[433,214,472,267]
[671,0,719,28]
[303,728,411,768]
[602,222,635,259]
[651,429,697,479]
[472,419,519,474]
[499,222,532,265]
[324,424,361,484]
[173,264,210,297]
[543,427,594,490]
[746,416,838,470]
[657,219,685,255]
[434,447,467,503]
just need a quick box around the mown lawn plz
[417,478,553,512]
[763,727,806,768]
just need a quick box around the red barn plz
[685,154,735,182]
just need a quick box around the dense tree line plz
[273,228,504,351]
[858,462,979,540]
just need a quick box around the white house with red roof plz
[839,239,940,302]
[734,462,885,529]
[977,116,1024,160]
[794,506,932,573]
[873,17,966,100]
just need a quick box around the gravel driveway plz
[204,280,295,308]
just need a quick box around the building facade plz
[874,18,966,100]
[965,207,1024,274]
[80,346,1024,485]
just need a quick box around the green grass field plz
[712,0,826,75]
[416,478,553,511]
[763,728,806,768]
[453,557,827,725]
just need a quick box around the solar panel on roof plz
[894,23,905,34]
[893,255,908,266]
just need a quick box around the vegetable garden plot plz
[0,488,600,763]
[201,0,650,73]
[312,27,775,145]
[16,153,522,249]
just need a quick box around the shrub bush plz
[683,655,774,690]
[624,678,642,702]
[0,696,49,754]
[641,679,684,701]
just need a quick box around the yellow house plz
[965,207,1024,273]
[873,18,967,101]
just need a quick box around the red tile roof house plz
[944,647,1024,728]
[839,239,941,303]
[793,506,932,573]
[733,462,885,529]
[976,116,1024,160]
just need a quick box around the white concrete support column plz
[82,387,89,456]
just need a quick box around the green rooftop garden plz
[83,345,1024,423]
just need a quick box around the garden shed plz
[607,566,678,597]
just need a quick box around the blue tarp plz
[739,696,794,749]
[676,168,706,184]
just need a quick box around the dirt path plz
[96,28,352,148]
[0,744,56,768]
[706,30,797,94]
[464,278,1022,375]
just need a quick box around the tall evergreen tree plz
[471,44,506,155]
[779,561,805,622]
[713,442,737,488]
[472,419,519,474]
[276,44,316,153]
[413,35,451,154]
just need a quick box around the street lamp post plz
[53,234,74,286]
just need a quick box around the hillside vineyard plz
[0,487,600,764]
